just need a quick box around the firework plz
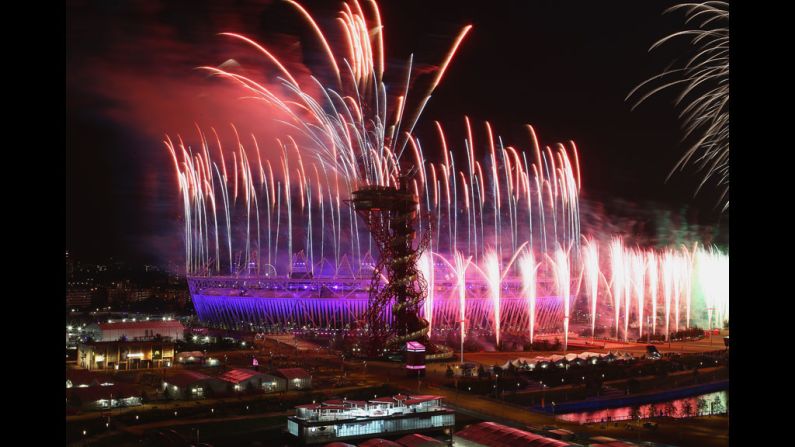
[583,238,599,338]
[165,1,729,346]
[483,250,502,347]
[629,1,729,211]
[519,249,537,344]
[554,247,571,351]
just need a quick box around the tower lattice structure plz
[351,176,431,353]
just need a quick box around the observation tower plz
[351,176,431,356]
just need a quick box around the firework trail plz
[518,249,537,344]
[610,238,625,339]
[631,251,646,339]
[647,251,658,335]
[662,250,674,341]
[204,2,471,190]
[629,2,729,211]
[553,247,571,351]
[439,251,472,362]
[483,250,502,347]
[419,251,435,336]
[583,238,599,338]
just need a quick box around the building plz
[405,341,426,376]
[129,288,154,302]
[218,368,286,393]
[66,288,93,308]
[163,371,226,399]
[97,320,185,342]
[159,288,190,305]
[453,422,575,447]
[176,351,206,364]
[189,276,563,333]
[287,394,454,445]
[78,340,175,370]
[66,369,114,388]
[276,368,313,390]
[67,383,142,411]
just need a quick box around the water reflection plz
[556,391,728,425]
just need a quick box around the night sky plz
[66,0,728,265]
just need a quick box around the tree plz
[664,400,677,417]
[681,399,694,418]
[649,403,659,418]
[507,362,517,375]
[711,394,725,414]
[696,397,709,416]
[630,405,641,423]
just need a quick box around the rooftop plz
[166,370,214,387]
[395,433,445,447]
[68,383,140,403]
[98,320,185,331]
[66,369,113,386]
[455,422,572,447]
[218,368,262,384]
[294,394,446,423]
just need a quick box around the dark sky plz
[66,0,728,264]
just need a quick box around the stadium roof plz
[455,422,572,447]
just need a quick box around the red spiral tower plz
[351,176,431,356]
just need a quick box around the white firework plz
[629,2,729,211]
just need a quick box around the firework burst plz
[629,1,729,211]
